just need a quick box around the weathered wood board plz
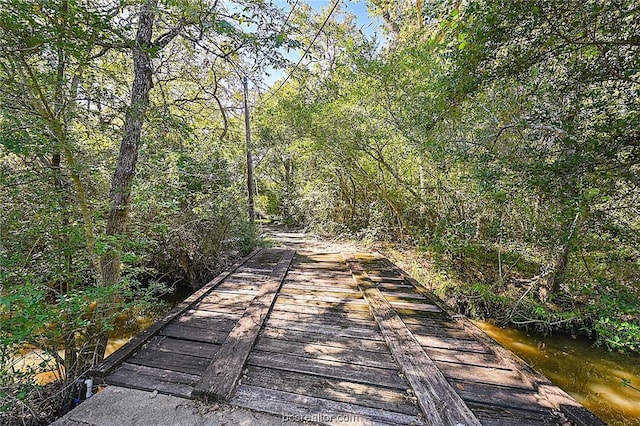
[92,245,603,426]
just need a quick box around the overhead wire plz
[280,0,300,34]
[226,0,301,103]
[257,0,342,107]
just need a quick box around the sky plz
[261,0,384,87]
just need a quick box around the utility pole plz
[243,75,255,223]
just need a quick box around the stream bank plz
[476,321,640,426]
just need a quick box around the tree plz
[253,0,639,351]
[1,0,298,421]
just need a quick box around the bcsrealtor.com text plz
[282,413,362,423]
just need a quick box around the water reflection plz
[31,288,189,385]
[476,321,640,426]
[24,335,137,385]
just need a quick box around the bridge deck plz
[91,246,603,426]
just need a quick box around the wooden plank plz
[279,287,362,299]
[199,287,255,303]
[276,292,366,305]
[273,301,372,317]
[105,362,199,398]
[111,362,201,384]
[224,272,269,279]
[358,260,389,268]
[128,347,211,375]
[172,315,237,331]
[280,285,360,299]
[367,276,407,283]
[189,303,248,315]
[159,323,228,344]
[394,307,448,318]
[364,270,402,279]
[259,327,389,353]
[194,300,251,311]
[296,264,349,271]
[399,315,462,328]
[181,309,242,321]
[267,309,377,328]
[406,322,478,340]
[449,380,554,415]
[291,272,352,279]
[239,267,274,274]
[254,337,397,370]
[377,284,419,292]
[421,346,510,370]
[207,287,259,296]
[197,292,255,303]
[88,248,261,377]
[388,300,442,312]
[272,297,370,311]
[231,384,425,426]
[247,350,407,390]
[467,403,565,426]
[559,404,606,426]
[435,361,531,390]
[192,250,295,400]
[382,292,429,301]
[264,317,383,341]
[142,336,218,358]
[287,271,353,279]
[414,336,493,356]
[284,278,359,288]
[243,366,421,416]
[212,287,260,296]
[383,259,606,425]
[343,253,481,426]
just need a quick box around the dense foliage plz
[1,0,639,424]
[254,0,639,353]
[0,0,290,423]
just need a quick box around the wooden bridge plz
[90,238,604,425]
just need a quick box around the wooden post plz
[193,250,295,400]
[243,75,255,222]
[343,253,482,426]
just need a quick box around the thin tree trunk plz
[243,76,255,222]
[100,0,156,288]
[539,210,580,301]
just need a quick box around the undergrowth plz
[379,243,640,355]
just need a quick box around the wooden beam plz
[192,250,295,401]
[343,253,482,426]
[380,258,607,426]
[88,248,261,377]
[243,365,421,416]
[231,384,425,426]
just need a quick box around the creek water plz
[27,286,194,385]
[476,321,640,426]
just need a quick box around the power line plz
[258,0,342,107]
[221,0,301,104]
[280,0,300,34]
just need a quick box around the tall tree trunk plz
[243,76,255,223]
[83,0,157,370]
[100,0,156,288]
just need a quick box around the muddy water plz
[30,287,193,385]
[475,321,640,426]
[29,317,155,385]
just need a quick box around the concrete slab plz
[52,386,314,426]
